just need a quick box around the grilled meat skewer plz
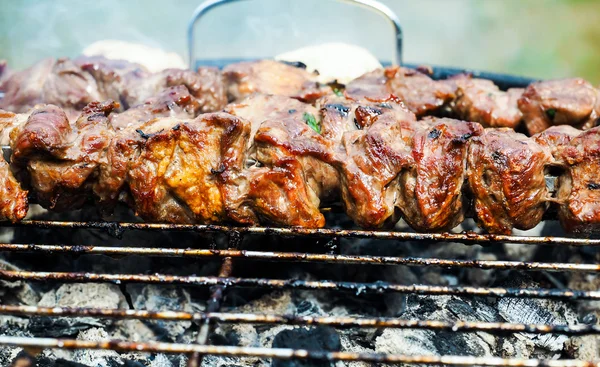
[0,92,592,235]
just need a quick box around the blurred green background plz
[1,0,599,84]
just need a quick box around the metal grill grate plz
[0,220,599,366]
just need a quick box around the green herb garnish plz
[303,112,321,134]
[546,108,556,120]
[333,88,344,97]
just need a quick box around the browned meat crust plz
[467,129,551,234]
[398,118,484,232]
[330,97,422,228]
[0,110,28,222]
[451,75,523,128]
[345,67,456,118]
[223,60,329,104]
[518,78,600,135]
[555,127,600,234]
[0,56,227,116]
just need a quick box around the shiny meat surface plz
[0,110,28,222]
[11,103,115,211]
[532,125,580,165]
[0,56,227,115]
[557,127,600,234]
[123,67,227,113]
[226,94,336,227]
[0,58,101,115]
[126,113,249,223]
[398,118,484,232]
[345,67,456,118]
[467,129,551,234]
[452,76,523,128]
[518,78,600,135]
[332,97,420,228]
[223,60,328,103]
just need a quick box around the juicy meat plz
[332,97,421,228]
[518,78,600,135]
[345,67,456,118]
[452,75,523,128]
[0,56,227,116]
[93,87,204,211]
[125,113,249,223]
[532,125,580,165]
[226,94,337,227]
[467,129,551,234]
[223,60,328,103]
[76,56,227,113]
[398,118,484,231]
[0,58,101,115]
[0,110,28,222]
[9,87,201,213]
[556,127,600,234]
[10,103,115,211]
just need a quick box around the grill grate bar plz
[188,257,234,367]
[0,269,598,300]
[1,305,599,336]
[0,336,597,367]
[0,243,598,272]
[4,220,600,246]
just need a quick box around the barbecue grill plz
[1,1,599,367]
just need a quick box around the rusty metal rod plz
[0,243,598,273]
[0,336,597,366]
[1,305,599,336]
[0,269,598,300]
[189,257,234,367]
[3,220,600,246]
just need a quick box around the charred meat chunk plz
[398,118,484,232]
[0,58,101,117]
[556,127,600,234]
[518,78,600,135]
[0,56,227,116]
[332,97,421,228]
[467,129,551,234]
[223,60,328,103]
[226,94,337,227]
[345,66,456,118]
[451,75,523,129]
[0,110,28,222]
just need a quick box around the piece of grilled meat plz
[223,60,329,104]
[0,58,102,120]
[398,117,484,232]
[552,126,600,234]
[325,96,421,228]
[451,75,524,129]
[345,66,456,118]
[518,78,600,135]
[0,56,227,116]
[0,110,28,222]
[467,128,551,234]
[225,93,337,227]
[9,86,200,214]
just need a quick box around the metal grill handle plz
[187,0,403,68]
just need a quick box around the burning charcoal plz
[28,283,127,337]
[36,356,96,366]
[148,354,174,367]
[72,328,122,367]
[0,259,40,306]
[497,297,577,354]
[126,285,200,342]
[376,295,501,358]
[271,326,341,367]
